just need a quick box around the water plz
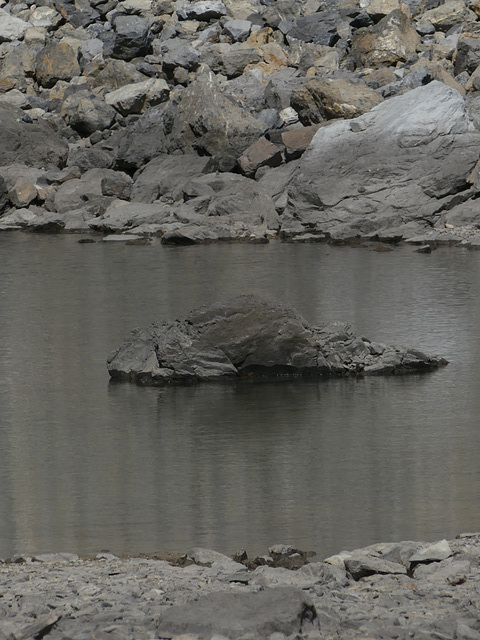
[0,233,479,560]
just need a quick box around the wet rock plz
[107,294,446,384]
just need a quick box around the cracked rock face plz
[107,295,447,385]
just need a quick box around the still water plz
[0,233,479,560]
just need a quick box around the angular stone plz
[105,78,169,115]
[156,588,317,639]
[8,177,37,208]
[281,124,321,160]
[156,39,201,71]
[291,77,384,125]
[61,92,116,135]
[177,1,227,20]
[238,137,283,176]
[419,0,477,31]
[89,59,146,91]
[224,19,252,41]
[35,41,81,88]
[350,9,421,68]
[0,8,29,42]
[344,556,408,580]
[409,540,453,565]
[110,15,152,60]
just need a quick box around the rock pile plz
[2,535,480,639]
[107,295,447,384]
[3,0,480,245]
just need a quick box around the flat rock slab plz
[107,294,446,385]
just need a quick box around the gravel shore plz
[2,535,480,640]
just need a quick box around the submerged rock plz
[107,295,446,385]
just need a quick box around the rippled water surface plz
[1,233,479,560]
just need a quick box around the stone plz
[156,587,318,639]
[105,78,169,115]
[115,104,168,170]
[89,59,146,91]
[291,77,384,125]
[35,41,81,88]
[224,19,252,42]
[8,177,37,207]
[88,202,171,232]
[156,39,201,71]
[61,92,117,135]
[131,154,213,203]
[287,11,343,46]
[107,295,446,384]
[284,82,480,242]
[419,0,477,31]
[281,124,321,160]
[110,15,152,60]
[344,556,408,580]
[350,9,421,68]
[409,539,453,565]
[200,43,262,78]
[53,169,120,213]
[177,1,227,20]
[0,104,68,168]
[0,8,29,42]
[238,137,283,176]
[163,68,267,162]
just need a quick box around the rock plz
[291,77,384,125]
[53,169,120,214]
[8,177,37,207]
[238,136,283,176]
[110,15,152,60]
[156,587,317,639]
[344,556,408,580]
[287,10,344,46]
[409,539,453,565]
[350,9,421,68]
[0,8,29,42]
[163,68,267,163]
[156,39,201,72]
[88,59,146,91]
[105,78,169,115]
[107,295,446,384]
[224,19,252,41]
[0,104,68,168]
[35,41,81,88]
[131,154,213,203]
[419,0,477,31]
[88,202,171,232]
[177,1,227,20]
[281,124,321,160]
[285,81,480,241]
[61,92,117,135]
[115,104,168,170]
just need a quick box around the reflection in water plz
[0,234,480,558]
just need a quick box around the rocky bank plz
[107,295,446,384]
[2,535,480,639]
[3,0,480,245]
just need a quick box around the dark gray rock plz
[156,587,317,639]
[0,104,68,169]
[107,295,446,385]
[115,104,168,170]
[60,92,117,135]
[110,15,152,61]
[284,81,480,241]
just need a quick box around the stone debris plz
[1,535,480,640]
[2,0,480,246]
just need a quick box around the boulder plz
[177,1,227,20]
[109,15,152,60]
[105,78,169,115]
[284,82,480,241]
[61,92,117,135]
[163,68,267,164]
[0,8,29,42]
[238,136,283,176]
[35,42,81,88]
[107,295,446,384]
[291,77,384,125]
[349,9,421,68]
[156,588,317,639]
[0,104,68,168]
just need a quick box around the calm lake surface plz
[1,233,479,560]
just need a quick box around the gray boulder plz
[177,1,227,20]
[115,104,168,170]
[156,587,317,639]
[61,92,117,135]
[0,104,68,168]
[284,81,480,241]
[107,295,446,385]
[109,15,152,60]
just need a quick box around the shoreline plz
[2,534,480,640]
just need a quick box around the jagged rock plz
[115,104,168,170]
[88,202,172,232]
[199,43,262,78]
[291,77,384,125]
[419,0,477,31]
[88,59,146,91]
[109,15,152,60]
[107,295,446,384]
[105,78,169,115]
[0,8,29,42]
[224,18,252,41]
[281,124,321,160]
[53,169,120,213]
[131,154,213,203]
[177,1,227,20]
[350,9,421,68]
[163,68,267,162]
[0,104,68,168]
[61,92,117,134]
[156,39,201,71]
[238,136,283,176]
[35,41,81,88]
[285,81,480,241]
